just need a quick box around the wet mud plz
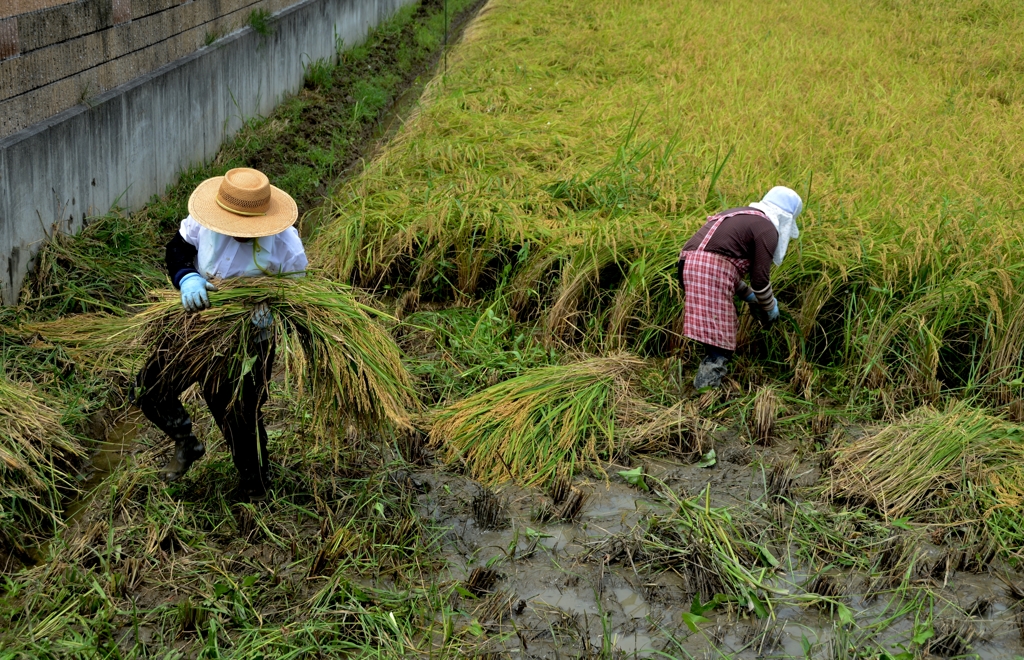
[418,434,1024,658]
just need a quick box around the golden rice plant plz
[429,354,646,487]
[0,374,84,549]
[822,402,1024,555]
[27,277,419,435]
[749,385,780,445]
[308,0,1024,405]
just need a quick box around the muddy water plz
[70,413,141,517]
[420,443,1024,659]
[25,412,142,565]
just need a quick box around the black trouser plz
[702,343,734,363]
[135,338,276,488]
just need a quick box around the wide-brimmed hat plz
[187,168,298,238]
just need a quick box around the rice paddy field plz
[2,0,1024,657]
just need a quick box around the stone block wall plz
[0,0,313,138]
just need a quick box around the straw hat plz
[187,168,298,238]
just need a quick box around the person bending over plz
[135,168,307,500]
[676,186,802,389]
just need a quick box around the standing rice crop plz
[309,0,1024,405]
[0,375,84,551]
[429,354,646,486]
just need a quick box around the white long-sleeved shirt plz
[179,215,308,280]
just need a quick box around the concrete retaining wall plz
[0,0,415,304]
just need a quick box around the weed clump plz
[613,486,778,613]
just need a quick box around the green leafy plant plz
[248,9,273,36]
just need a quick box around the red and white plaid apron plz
[680,209,767,350]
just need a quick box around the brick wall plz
[0,0,312,138]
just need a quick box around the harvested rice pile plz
[429,354,648,487]
[823,402,1024,552]
[0,375,84,550]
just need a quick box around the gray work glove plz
[252,302,273,342]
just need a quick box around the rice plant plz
[0,375,84,551]
[749,385,781,445]
[309,0,1024,405]
[822,402,1024,556]
[23,211,166,317]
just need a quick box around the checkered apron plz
[680,209,767,350]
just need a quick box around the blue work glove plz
[767,300,779,322]
[744,291,766,323]
[180,273,216,312]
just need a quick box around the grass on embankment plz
[313,0,1024,408]
[19,0,482,319]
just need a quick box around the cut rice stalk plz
[0,374,84,549]
[750,386,780,445]
[429,354,645,487]
[822,402,1024,555]
[26,277,420,436]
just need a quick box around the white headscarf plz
[749,186,802,266]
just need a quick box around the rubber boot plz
[235,457,271,502]
[693,355,729,390]
[161,436,206,482]
[236,472,269,502]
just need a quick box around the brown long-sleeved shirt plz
[681,208,778,292]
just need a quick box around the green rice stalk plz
[630,485,792,614]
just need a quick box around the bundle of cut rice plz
[429,354,647,487]
[28,277,419,433]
